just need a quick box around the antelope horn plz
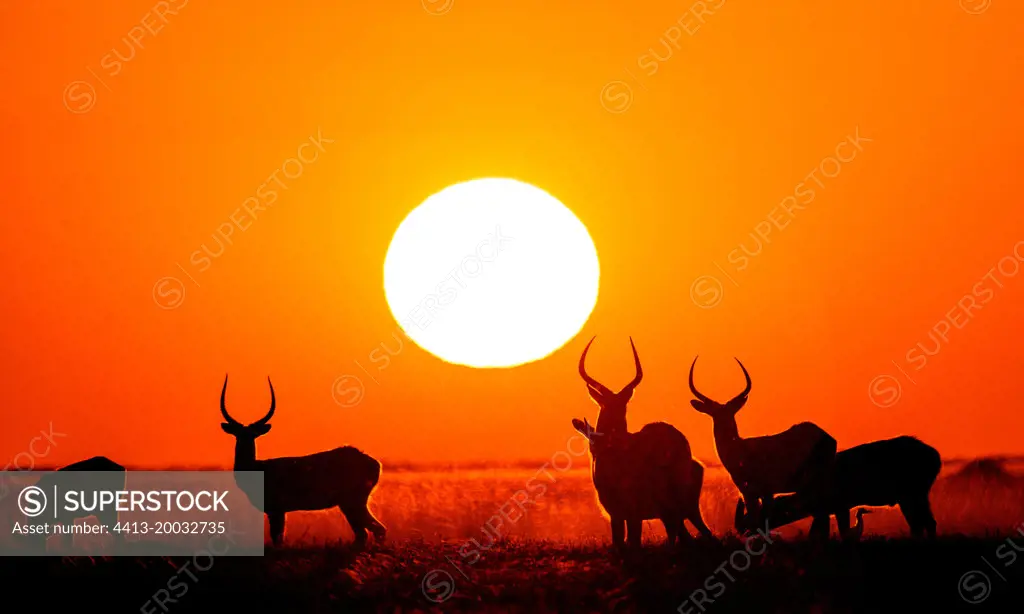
[688,357,714,403]
[730,358,752,403]
[619,337,643,394]
[251,377,276,426]
[220,375,242,425]
[579,337,613,397]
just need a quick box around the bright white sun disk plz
[383,178,600,368]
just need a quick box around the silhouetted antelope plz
[734,436,941,538]
[219,375,386,546]
[688,357,837,538]
[572,337,712,547]
[17,456,125,550]
[735,500,875,541]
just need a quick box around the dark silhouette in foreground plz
[572,337,712,548]
[688,357,838,539]
[2,452,1018,612]
[17,456,125,551]
[12,536,1022,613]
[735,436,941,538]
[219,375,386,546]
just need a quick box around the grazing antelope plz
[735,500,874,541]
[219,375,386,546]
[572,337,713,547]
[688,357,838,538]
[734,436,941,538]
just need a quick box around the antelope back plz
[735,423,836,494]
[832,436,941,502]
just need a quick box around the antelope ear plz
[571,418,590,439]
[726,395,749,412]
[690,399,711,414]
[221,422,242,435]
[251,423,272,436]
[586,385,606,406]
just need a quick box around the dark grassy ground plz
[4,535,1022,613]
[3,458,1021,612]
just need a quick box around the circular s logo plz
[959,0,991,14]
[63,81,97,114]
[690,275,724,309]
[600,80,633,114]
[18,486,47,517]
[422,0,454,15]
[421,569,455,603]
[868,375,901,408]
[332,375,365,408]
[958,570,991,604]
[152,277,185,309]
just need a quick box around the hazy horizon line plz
[11,454,1024,473]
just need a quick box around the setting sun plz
[382,178,600,368]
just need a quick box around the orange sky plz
[2,1,1023,468]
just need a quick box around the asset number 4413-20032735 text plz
[111,521,227,535]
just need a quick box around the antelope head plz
[219,374,275,469]
[687,356,752,419]
[570,416,603,454]
[575,336,643,437]
[735,498,782,537]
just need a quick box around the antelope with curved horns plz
[572,337,713,548]
[687,357,838,538]
[734,436,941,539]
[219,375,386,546]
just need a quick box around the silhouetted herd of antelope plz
[572,337,941,547]
[12,337,942,549]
